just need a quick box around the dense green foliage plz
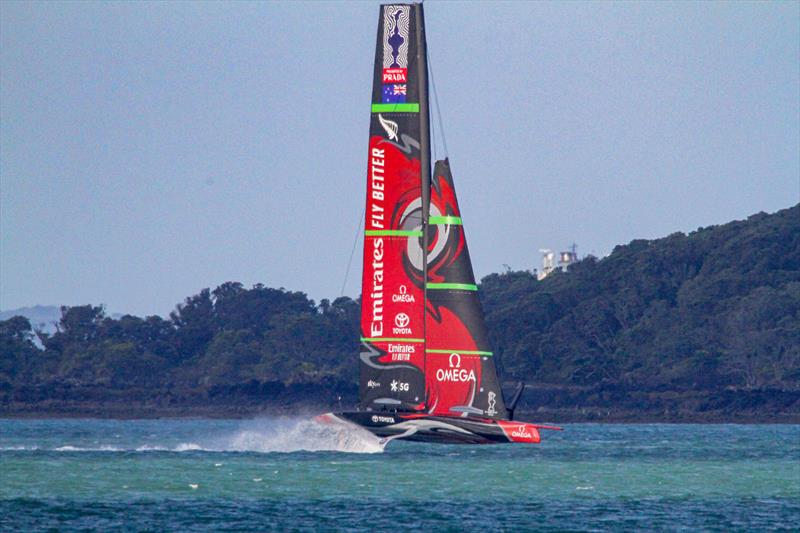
[1,286,361,413]
[1,205,798,419]
[482,205,800,391]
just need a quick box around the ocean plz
[1,418,797,531]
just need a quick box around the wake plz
[218,417,385,454]
[0,417,385,455]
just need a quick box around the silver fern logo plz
[378,114,399,141]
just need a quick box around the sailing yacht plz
[318,3,560,445]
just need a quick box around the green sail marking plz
[361,337,425,343]
[426,282,478,291]
[371,103,420,113]
[428,215,462,225]
[426,349,493,356]
[365,229,423,237]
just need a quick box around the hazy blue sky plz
[2,1,798,317]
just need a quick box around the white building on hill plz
[537,244,579,280]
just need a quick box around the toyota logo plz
[394,313,410,328]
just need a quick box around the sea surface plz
[1,419,798,531]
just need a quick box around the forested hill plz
[2,205,798,421]
[479,204,799,420]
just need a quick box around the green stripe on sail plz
[371,103,420,113]
[426,282,478,291]
[427,349,493,356]
[428,215,462,225]
[361,337,425,343]
[365,229,422,237]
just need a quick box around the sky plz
[1,1,798,317]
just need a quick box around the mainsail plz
[360,3,429,412]
[359,3,506,419]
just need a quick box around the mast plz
[415,2,432,407]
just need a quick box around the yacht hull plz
[316,411,560,445]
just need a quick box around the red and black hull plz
[317,411,560,445]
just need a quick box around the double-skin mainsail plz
[360,3,506,420]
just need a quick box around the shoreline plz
[2,404,798,424]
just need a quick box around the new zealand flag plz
[382,84,407,104]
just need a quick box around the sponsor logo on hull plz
[497,420,541,444]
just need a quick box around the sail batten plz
[371,103,420,113]
[428,215,462,225]
[427,349,494,356]
[427,283,478,291]
[362,337,425,343]
[365,229,423,237]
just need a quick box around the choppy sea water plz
[1,419,797,531]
